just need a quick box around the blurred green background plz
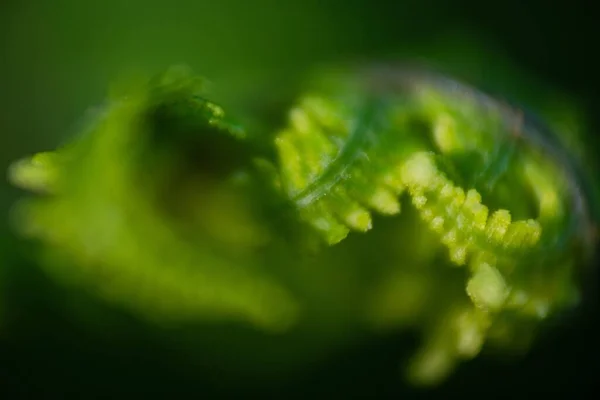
[1,0,598,397]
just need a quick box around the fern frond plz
[7,65,597,387]
[8,68,299,331]
[273,67,596,384]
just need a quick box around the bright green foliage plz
[9,68,299,331]
[8,66,597,385]
[273,69,595,384]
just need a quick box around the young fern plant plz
[7,65,598,385]
[271,65,597,383]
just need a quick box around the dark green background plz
[1,0,598,397]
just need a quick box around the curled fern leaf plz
[273,66,597,384]
[7,65,598,386]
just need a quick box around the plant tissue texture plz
[8,65,598,385]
